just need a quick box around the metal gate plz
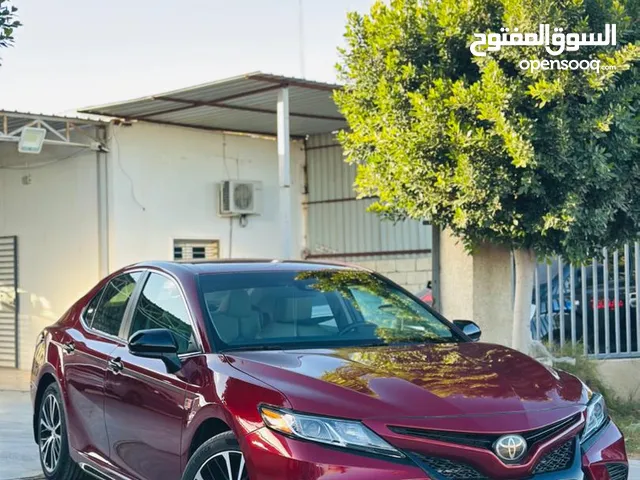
[531,242,640,358]
[0,236,18,368]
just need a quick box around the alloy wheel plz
[39,393,62,474]
[195,450,248,480]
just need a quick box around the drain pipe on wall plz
[277,86,293,259]
[96,125,110,278]
[300,138,310,260]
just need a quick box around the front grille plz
[389,413,580,452]
[393,429,493,449]
[411,438,576,479]
[412,454,488,480]
[532,439,574,474]
[522,415,580,445]
[606,463,629,480]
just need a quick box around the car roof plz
[129,259,365,276]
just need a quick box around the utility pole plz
[298,0,305,78]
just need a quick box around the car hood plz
[225,342,587,421]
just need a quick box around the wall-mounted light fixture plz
[18,127,47,154]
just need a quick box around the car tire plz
[37,383,86,480]
[182,431,249,480]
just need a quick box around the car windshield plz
[198,269,461,350]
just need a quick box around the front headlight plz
[582,393,608,441]
[259,406,403,458]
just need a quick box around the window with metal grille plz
[173,240,220,262]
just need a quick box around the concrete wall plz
[350,255,432,294]
[0,142,101,369]
[439,232,474,321]
[439,230,513,346]
[106,122,306,271]
[598,358,640,401]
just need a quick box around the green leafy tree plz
[0,0,20,62]
[336,0,640,353]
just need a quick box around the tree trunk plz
[512,248,536,353]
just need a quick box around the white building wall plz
[106,122,306,271]
[0,143,101,369]
[0,121,307,370]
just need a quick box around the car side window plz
[84,286,105,327]
[91,272,142,337]
[129,273,198,355]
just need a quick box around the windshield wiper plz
[382,338,452,346]
[343,341,387,348]
[222,344,290,352]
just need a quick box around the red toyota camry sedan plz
[31,260,628,480]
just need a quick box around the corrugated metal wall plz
[305,133,432,262]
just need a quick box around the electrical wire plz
[0,148,87,170]
[112,125,146,212]
[221,132,231,180]
[223,133,233,259]
[299,0,305,78]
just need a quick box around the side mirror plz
[453,320,482,342]
[128,329,182,373]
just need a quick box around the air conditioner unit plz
[218,180,262,216]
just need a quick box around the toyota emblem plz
[494,434,527,463]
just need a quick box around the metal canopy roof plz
[79,72,346,138]
[1,110,106,133]
[0,110,107,150]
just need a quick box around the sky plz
[0,0,374,114]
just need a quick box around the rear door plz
[104,271,201,479]
[63,271,143,463]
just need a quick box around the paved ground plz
[0,368,30,392]
[0,368,639,480]
[0,391,41,480]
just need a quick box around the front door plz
[104,271,200,480]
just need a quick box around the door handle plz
[107,358,124,374]
[62,341,75,354]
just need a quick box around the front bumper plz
[242,420,628,480]
[582,420,628,479]
[243,427,427,480]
